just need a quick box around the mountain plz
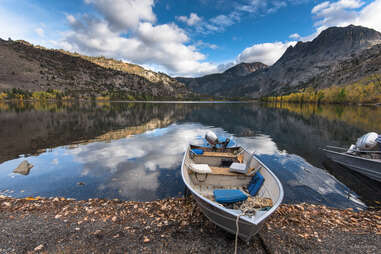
[179,25,381,98]
[176,62,267,96]
[222,62,267,77]
[0,39,190,99]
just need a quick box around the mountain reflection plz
[0,101,380,208]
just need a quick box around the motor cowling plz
[205,131,218,147]
[355,132,379,150]
[205,131,231,149]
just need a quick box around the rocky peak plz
[223,62,267,77]
[313,25,381,49]
[278,25,381,64]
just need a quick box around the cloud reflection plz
[65,124,365,208]
[68,123,211,200]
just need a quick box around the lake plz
[0,101,380,209]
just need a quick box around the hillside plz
[179,25,381,99]
[177,62,267,96]
[0,39,190,100]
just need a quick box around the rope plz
[234,202,260,254]
[234,213,242,254]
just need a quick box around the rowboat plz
[181,144,284,241]
[322,145,381,182]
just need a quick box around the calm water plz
[0,101,380,209]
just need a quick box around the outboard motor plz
[205,131,230,149]
[205,131,218,148]
[355,132,379,151]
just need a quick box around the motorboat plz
[181,132,283,241]
[322,132,381,182]
[322,145,381,182]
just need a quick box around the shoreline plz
[1,196,380,253]
[2,96,381,106]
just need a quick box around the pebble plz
[34,244,44,251]
[2,202,11,207]
[93,230,102,235]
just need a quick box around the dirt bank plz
[0,196,380,253]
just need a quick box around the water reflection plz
[0,101,380,209]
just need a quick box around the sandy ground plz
[0,196,380,253]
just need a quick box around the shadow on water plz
[0,101,380,209]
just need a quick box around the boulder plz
[13,160,33,175]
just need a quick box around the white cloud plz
[237,41,297,65]
[210,14,236,26]
[237,0,287,14]
[180,11,240,34]
[267,1,287,14]
[194,40,218,50]
[237,0,267,13]
[84,0,156,31]
[289,33,301,39]
[66,14,76,24]
[61,1,218,77]
[311,0,381,34]
[177,13,202,26]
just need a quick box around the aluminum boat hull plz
[323,148,381,182]
[181,145,284,241]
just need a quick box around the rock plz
[77,182,85,186]
[13,160,33,175]
[93,230,102,235]
[2,202,11,207]
[34,244,44,251]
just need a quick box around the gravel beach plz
[0,196,380,253]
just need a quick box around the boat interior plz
[326,145,381,161]
[183,144,281,218]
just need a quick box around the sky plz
[1,0,381,77]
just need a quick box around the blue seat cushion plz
[248,172,264,196]
[191,149,204,155]
[214,189,248,204]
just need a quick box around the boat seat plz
[191,149,204,155]
[229,152,255,174]
[209,167,241,176]
[209,166,256,176]
[214,189,248,204]
[248,172,264,196]
[200,151,237,158]
[189,164,212,174]
[229,163,247,173]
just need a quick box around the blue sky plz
[1,0,380,76]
